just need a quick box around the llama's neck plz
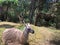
[21,28,29,43]
[23,28,29,39]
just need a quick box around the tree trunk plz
[29,0,36,24]
[56,15,60,29]
[56,4,60,29]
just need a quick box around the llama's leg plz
[24,42,29,45]
[5,42,8,45]
[5,41,8,45]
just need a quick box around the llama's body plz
[2,24,34,45]
[2,28,23,44]
[2,28,28,45]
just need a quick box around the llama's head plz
[25,23,34,34]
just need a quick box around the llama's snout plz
[31,30,34,34]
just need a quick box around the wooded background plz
[0,0,60,29]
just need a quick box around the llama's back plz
[2,28,23,43]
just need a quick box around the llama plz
[2,23,34,45]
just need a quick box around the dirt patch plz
[0,22,21,28]
[0,22,20,26]
[0,24,14,28]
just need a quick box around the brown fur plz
[2,28,28,45]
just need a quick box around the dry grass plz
[0,22,20,26]
[29,25,55,45]
[0,22,60,45]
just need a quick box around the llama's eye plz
[28,29,31,30]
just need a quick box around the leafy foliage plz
[0,0,60,28]
[0,0,18,4]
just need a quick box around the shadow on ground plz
[24,42,29,45]
[0,24,14,28]
[50,40,60,45]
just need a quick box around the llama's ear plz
[25,24,27,27]
[25,23,30,27]
[27,23,30,26]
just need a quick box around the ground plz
[0,22,60,45]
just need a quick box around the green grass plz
[0,28,6,45]
[16,24,25,30]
